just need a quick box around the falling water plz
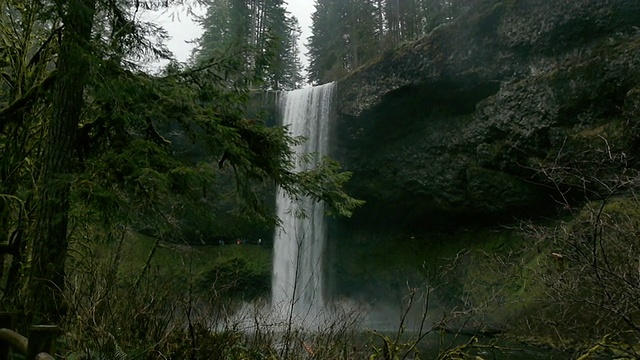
[272,82,336,326]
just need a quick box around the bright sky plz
[146,1,316,69]
[287,1,315,68]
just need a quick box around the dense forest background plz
[189,0,473,86]
[306,0,473,84]
[191,0,304,90]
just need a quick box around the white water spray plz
[272,83,336,326]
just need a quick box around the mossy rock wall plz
[333,0,640,232]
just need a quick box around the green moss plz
[601,197,640,218]
[333,227,526,303]
[71,232,272,297]
[564,196,640,235]
[466,166,543,212]
[575,119,626,140]
[197,257,270,300]
[465,0,506,36]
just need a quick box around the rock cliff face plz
[334,0,640,231]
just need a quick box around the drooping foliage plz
[307,0,475,84]
[191,0,303,90]
[0,0,360,323]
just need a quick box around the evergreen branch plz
[0,243,18,256]
[27,26,64,69]
[146,118,171,146]
[0,70,57,132]
[177,49,247,78]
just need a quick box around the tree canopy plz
[191,0,303,90]
[307,0,474,84]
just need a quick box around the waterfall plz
[272,82,336,325]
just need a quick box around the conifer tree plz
[307,0,473,83]
[307,0,347,84]
[307,0,378,85]
[191,0,235,63]
[191,0,302,90]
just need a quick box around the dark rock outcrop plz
[334,0,640,231]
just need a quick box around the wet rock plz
[334,0,640,231]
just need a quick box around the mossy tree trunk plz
[27,0,96,324]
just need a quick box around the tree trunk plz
[387,0,400,45]
[27,0,95,324]
[376,0,385,48]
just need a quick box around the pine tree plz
[346,0,378,70]
[307,0,345,84]
[264,11,303,90]
[307,0,473,83]
[308,0,378,84]
[191,0,236,64]
[191,0,302,90]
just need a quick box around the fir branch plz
[146,118,171,146]
[178,49,246,78]
[0,70,57,132]
[27,26,64,69]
